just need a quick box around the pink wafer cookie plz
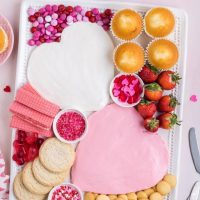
[15,87,60,117]
[9,102,53,129]
[21,83,39,95]
[10,115,53,137]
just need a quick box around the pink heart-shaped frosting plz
[72,104,169,194]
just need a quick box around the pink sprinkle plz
[83,16,89,22]
[37,16,44,23]
[92,8,99,15]
[190,95,198,102]
[32,21,39,27]
[28,39,35,46]
[52,13,58,19]
[52,5,58,12]
[67,15,73,23]
[27,7,35,16]
[122,78,129,86]
[56,111,86,141]
[74,5,82,12]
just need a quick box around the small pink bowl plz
[0,14,14,65]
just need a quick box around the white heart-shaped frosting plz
[27,22,114,112]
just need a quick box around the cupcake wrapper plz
[145,38,179,71]
[143,7,176,39]
[113,41,146,74]
[110,8,144,42]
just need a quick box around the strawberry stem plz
[170,114,181,127]
[169,95,180,108]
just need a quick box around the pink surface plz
[0,14,14,66]
[0,0,199,199]
[72,104,169,194]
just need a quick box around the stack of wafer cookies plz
[13,138,75,200]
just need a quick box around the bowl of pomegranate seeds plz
[110,73,144,107]
[48,183,82,200]
[53,109,88,144]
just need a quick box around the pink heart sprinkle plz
[121,78,129,86]
[0,172,5,177]
[113,89,120,97]
[0,163,5,168]
[3,178,10,184]
[0,187,5,192]
[114,83,121,90]
[190,95,198,102]
[132,79,139,86]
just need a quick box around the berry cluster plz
[137,65,181,132]
[12,130,44,165]
[28,4,113,46]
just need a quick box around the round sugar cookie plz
[39,138,75,172]
[32,157,69,186]
[14,172,46,200]
[22,162,52,194]
[163,174,177,188]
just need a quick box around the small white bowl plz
[53,109,88,144]
[110,73,144,108]
[48,183,83,200]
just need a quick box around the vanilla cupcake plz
[114,42,145,73]
[144,7,175,38]
[111,9,143,41]
[147,39,179,70]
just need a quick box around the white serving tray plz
[9,0,188,199]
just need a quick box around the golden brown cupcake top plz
[147,39,179,70]
[111,9,143,41]
[114,42,144,73]
[145,7,175,38]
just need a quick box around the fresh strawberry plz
[138,65,160,83]
[144,83,163,101]
[157,113,181,129]
[144,118,159,132]
[158,95,180,112]
[137,99,157,119]
[157,71,181,90]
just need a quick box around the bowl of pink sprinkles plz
[53,109,88,144]
[48,183,82,200]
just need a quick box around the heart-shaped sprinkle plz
[3,85,11,93]
[190,95,198,102]
[0,187,5,192]
[121,78,129,86]
[0,163,5,168]
[113,89,120,97]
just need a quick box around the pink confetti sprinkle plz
[52,185,81,200]
[190,95,198,102]
[56,111,86,141]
